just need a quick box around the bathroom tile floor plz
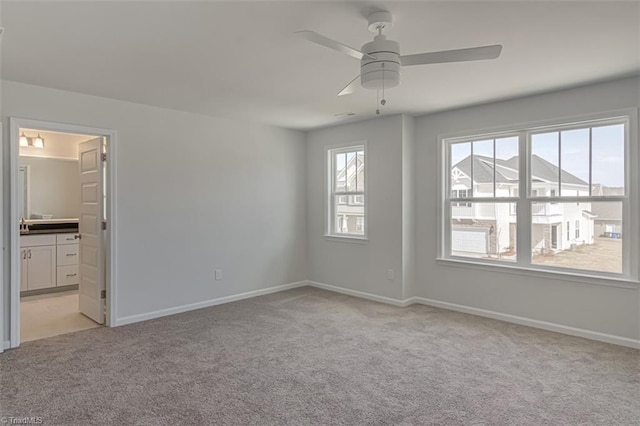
[20,290,101,342]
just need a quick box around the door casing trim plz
[7,117,118,348]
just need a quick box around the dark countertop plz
[20,219,79,236]
[21,229,79,236]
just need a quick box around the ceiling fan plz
[295,10,502,99]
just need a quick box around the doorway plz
[551,225,559,250]
[8,118,117,348]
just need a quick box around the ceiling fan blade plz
[400,44,503,67]
[295,30,375,61]
[338,74,361,96]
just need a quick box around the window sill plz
[436,257,640,289]
[324,235,369,244]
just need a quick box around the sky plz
[451,124,625,188]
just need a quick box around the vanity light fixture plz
[33,134,45,148]
[19,132,29,147]
[19,132,45,149]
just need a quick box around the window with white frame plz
[328,145,366,238]
[443,115,634,278]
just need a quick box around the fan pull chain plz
[381,63,386,106]
[376,90,380,115]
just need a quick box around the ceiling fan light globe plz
[361,70,400,90]
[360,36,401,90]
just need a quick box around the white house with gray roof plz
[451,154,595,258]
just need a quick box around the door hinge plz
[101,290,106,299]
[102,221,107,230]
[101,153,107,162]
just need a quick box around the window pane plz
[346,152,356,191]
[531,132,559,197]
[335,194,365,236]
[560,128,590,197]
[356,150,365,192]
[592,124,625,196]
[450,142,471,197]
[472,140,494,197]
[531,201,622,274]
[335,152,346,192]
[450,202,516,262]
[495,136,519,197]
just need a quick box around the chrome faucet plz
[20,217,29,233]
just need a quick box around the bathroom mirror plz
[18,156,80,220]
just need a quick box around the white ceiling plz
[1,1,638,130]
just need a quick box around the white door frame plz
[7,117,118,348]
[1,122,5,353]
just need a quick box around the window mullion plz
[493,138,496,197]
[470,142,474,198]
[558,130,562,197]
[588,127,593,196]
[517,131,531,267]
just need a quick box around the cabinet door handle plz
[22,250,27,260]
[28,249,31,259]
[66,253,77,257]
[74,234,81,240]
[66,273,77,277]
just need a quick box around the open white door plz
[78,138,105,324]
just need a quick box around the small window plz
[328,145,366,238]
[575,220,580,239]
[566,221,570,241]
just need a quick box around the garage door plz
[452,228,488,254]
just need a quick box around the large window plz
[328,145,366,238]
[443,115,635,278]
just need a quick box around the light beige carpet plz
[20,290,101,342]
[1,286,638,425]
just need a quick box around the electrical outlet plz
[387,269,394,280]
[215,269,223,280]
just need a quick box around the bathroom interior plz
[18,128,103,342]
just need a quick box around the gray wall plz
[401,116,416,300]
[2,76,638,347]
[20,156,80,219]
[415,76,640,340]
[305,76,639,342]
[306,115,405,300]
[2,80,307,343]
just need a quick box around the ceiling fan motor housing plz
[360,35,401,90]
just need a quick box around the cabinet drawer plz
[21,234,56,248]
[57,265,79,286]
[57,243,79,266]
[57,233,80,245]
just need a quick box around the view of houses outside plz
[449,123,624,273]
[334,150,365,236]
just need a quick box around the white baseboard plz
[115,281,307,326]
[409,297,640,350]
[306,281,410,307]
[306,280,639,349]
[115,277,639,350]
